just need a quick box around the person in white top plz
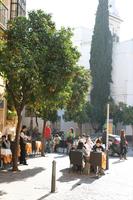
[84,136,94,156]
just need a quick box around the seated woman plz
[76,141,90,168]
[84,136,94,156]
[77,141,88,156]
[69,141,87,172]
[1,135,12,166]
[53,134,61,153]
[1,135,11,149]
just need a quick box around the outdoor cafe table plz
[25,141,42,155]
[0,148,12,164]
[35,141,42,153]
[26,143,32,155]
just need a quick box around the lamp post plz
[106,103,110,170]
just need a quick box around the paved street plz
[0,149,133,200]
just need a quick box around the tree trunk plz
[91,122,100,133]
[35,115,39,127]
[12,113,22,171]
[41,120,46,156]
[78,123,82,136]
[30,116,33,130]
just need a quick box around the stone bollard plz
[51,160,56,193]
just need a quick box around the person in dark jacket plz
[93,138,105,153]
[120,129,128,160]
[92,138,105,176]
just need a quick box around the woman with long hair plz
[120,129,128,160]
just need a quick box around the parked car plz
[108,134,121,156]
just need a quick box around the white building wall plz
[22,116,44,134]
[72,27,92,69]
[72,27,133,136]
[111,40,133,106]
[57,110,77,133]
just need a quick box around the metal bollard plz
[51,160,56,193]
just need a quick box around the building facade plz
[0,0,26,131]
[0,0,26,34]
[10,0,26,19]
[0,0,10,33]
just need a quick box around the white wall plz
[111,40,133,106]
[73,27,92,69]
[58,110,79,134]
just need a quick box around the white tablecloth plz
[1,148,12,156]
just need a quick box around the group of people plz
[67,128,129,175]
[1,125,38,166]
[0,121,129,169]
[68,134,106,175]
[66,128,104,155]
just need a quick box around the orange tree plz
[0,10,80,170]
[64,67,91,135]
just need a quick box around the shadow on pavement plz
[127,148,133,157]
[0,167,45,183]
[0,190,7,196]
[37,192,51,200]
[112,159,123,164]
[58,168,98,191]
[54,154,68,159]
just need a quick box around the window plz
[11,0,18,3]
[0,1,8,29]
[10,0,26,19]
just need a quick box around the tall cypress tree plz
[90,0,113,130]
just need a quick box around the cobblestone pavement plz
[0,148,133,200]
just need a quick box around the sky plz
[26,0,133,41]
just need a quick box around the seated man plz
[93,138,104,153]
[70,141,88,171]
[92,138,105,176]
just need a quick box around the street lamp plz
[106,103,110,170]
